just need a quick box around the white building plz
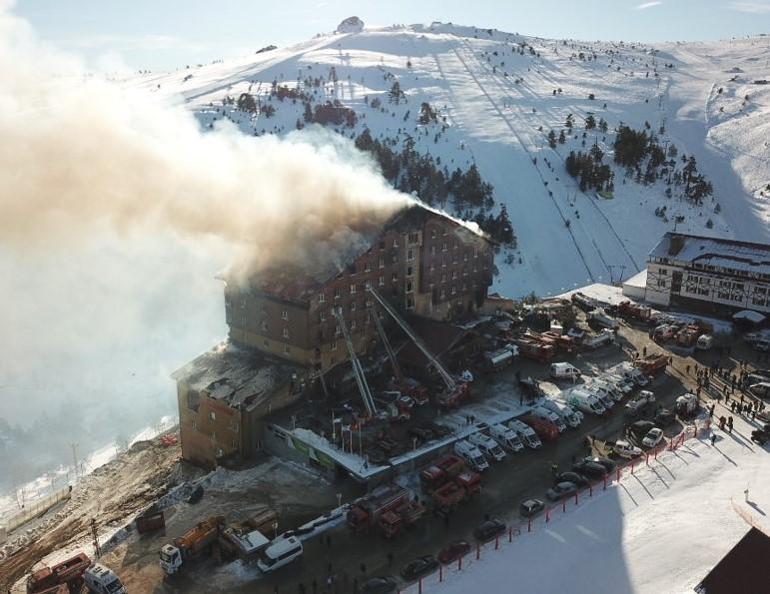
[644,232,770,315]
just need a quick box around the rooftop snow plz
[171,341,303,409]
[650,232,770,275]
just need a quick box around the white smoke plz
[0,0,411,480]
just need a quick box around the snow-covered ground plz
[123,24,770,299]
[399,412,769,594]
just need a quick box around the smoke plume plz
[0,1,411,279]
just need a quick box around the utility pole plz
[91,518,101,558]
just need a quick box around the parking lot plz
[140,316,728,594]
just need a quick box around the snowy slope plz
[409,413,770,594]
[124,25,770,298]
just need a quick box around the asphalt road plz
[158,323,701,594]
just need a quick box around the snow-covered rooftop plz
[650,232,770,275]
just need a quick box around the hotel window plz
[431,246,437,255]
[409,233,419,244]
[365,261,371,272]
[318,292,325,303]
[379,276,385,287]
[351,301,357,311]
[407,266,413,277]
[210,411,216,421]
[392,273,398,283]
[281,309,288,320]
[261,321,268,332]
[442,241,447,252]
[406,280,414,293]
[331,340,338,351]
[393,238,399,248]
[350,320,356,330]
[350,284,357,294]
[283,345,290,355]
[335,325,341,336]
[430,229,437,239]
[379,256,385,269]
[451,286,457,295]
[319,311,326,322]
[407,249,415,261]
[282,328,290,339]
[406,296,415,309]
[334,287,341,299]
[440,289,446,299]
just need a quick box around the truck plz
[28,553,93,594]
[541,399,583,428]
[483,345,518,370]
[453,440,490,472]
[515,339,555,363]
[571,292,599,312]
[564,388,606,415]
[611,362,649,387]
[617,301,651,323]
[634,353,669,376]
[550,362,581,382]
[506,419,542,449]
[520,415,560,442]
[588,308,620,330]
[419,455,467,491]
[583,329,615,349]
[136,509,165,535]
[530,405,567,432]
[488,423,525,451]
[159,515,226,576]
[467,431,507,462]
[346,484,425,539]
[437,382,471,408]
[428,471,481,516]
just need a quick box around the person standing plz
[710,433,717,446]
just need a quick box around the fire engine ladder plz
[371,310,403,383]
[365,287,457,392]
[332,307,377,416]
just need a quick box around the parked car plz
[625,391,656,415]
[626,420,656,443]
[572,460,607,480]
[546,481,578,501]
[749,382,770,399]
[519,499,546,518]
[751,427,770,445]
[438,540,471,564]
[473,519,506,542]
[401,556,439,581]
[654,408,676,427]
[611,440,643,459]
[584,456,616,473]
[362,576,398,594]
[642,428,664,448]
[553,471,589,488]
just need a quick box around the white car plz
[612,440,643,459]
[642,428,664,449]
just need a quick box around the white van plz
[531,406,567,432]
[506,419,542,448]
[550,362,582,382]
[488,423,524,452]
[584,384,615,409]
[591,380,623,403]
[257,536,303,574]
[696,334,714,350]
[611,362,649,387]
[565,389,606,415]
[468,432,507,462]
[84,565,127,594]
[542,400,582,428]
[454,440,490,472]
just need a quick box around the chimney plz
[668,234,685,256]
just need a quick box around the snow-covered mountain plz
[126,22,770,298]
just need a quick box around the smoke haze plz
[0,1,410,486]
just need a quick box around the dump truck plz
[514,339,555,363]
[634,353,669,376]
[617,301,651,322]
[27,552,92,594]
[347,485,424,538]
[136,509,165,535]
[159,515,225,576]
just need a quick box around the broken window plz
[407,266,413,277]
[186,390,200,412]
[406,281,413,293]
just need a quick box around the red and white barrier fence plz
[396,419,710,594]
